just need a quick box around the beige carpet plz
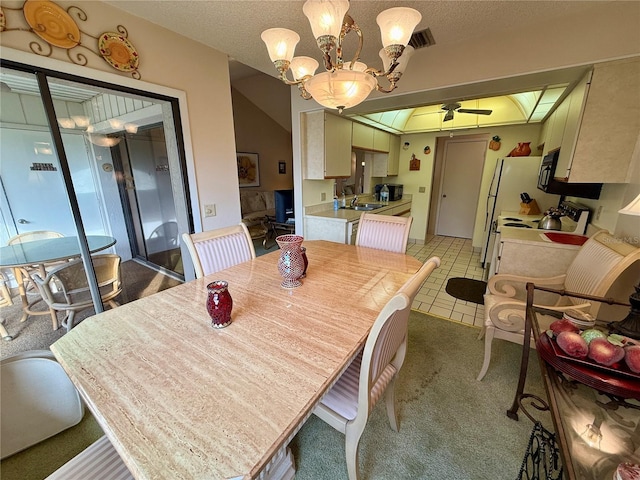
[0,260,182,359]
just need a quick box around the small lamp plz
[610,193,640,339]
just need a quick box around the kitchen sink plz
[342,203,384,211]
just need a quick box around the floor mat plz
[445,277,487,305]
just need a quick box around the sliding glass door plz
[0,61,191,317]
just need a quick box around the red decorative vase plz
[206,281,233,328]
[509,142,532,157]
[300,246,308,278]
[276,234,305,288]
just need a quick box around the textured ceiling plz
[105,1,604,81]
[102,1,607,132]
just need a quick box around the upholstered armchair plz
[477,230,640,381]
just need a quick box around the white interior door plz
[436,139,487,238]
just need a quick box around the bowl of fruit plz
[537,318,640,398]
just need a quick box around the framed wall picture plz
[278,161,286,174]
[237,152,259,187]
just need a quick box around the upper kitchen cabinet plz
[557,57,640,183]
[352,122,374,150]
[352,122,390,153]
[303,111,352,179]
[373,129,390,152]
[372,134,401,177]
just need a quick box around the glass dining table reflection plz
[0,235,116,331]
[50,240,423,479]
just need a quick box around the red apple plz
[556,331,589,359]
[549,319,579,335]
[588,337,625,366]
[624,345,640,374]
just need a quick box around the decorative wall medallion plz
[23,0,80,49]
[98,32,139,72]
[1,1,142,79]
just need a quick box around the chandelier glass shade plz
[261,0,421,112]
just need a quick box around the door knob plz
[17,219,29,224]
[442,194,447,198]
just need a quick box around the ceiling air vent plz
[409,28,435,49]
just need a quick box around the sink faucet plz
[350,195,358,207]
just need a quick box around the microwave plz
[537,149,602,199]
[375,184,403,201]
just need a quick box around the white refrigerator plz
[480,157,560,267]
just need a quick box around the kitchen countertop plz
[499,227,584,250]
[305,197,412,223]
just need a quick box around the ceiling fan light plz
[290,56,320,81]
[304,70,376,111]
[57,118,76,129]
[376,7,422,48]
[71,115,90,127]
[261,28,300,62]
[302,0,350,40]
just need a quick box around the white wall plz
[1,0,239,233]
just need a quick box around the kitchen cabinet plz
[545,97,569,154]
[304,197,412,244]
[352,122,374,149]
[373,129,390,152]
[371,134,400,177]
[387,134,400,176]
[303,111,352,179]
[555,58,640,183]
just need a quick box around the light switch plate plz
[204,204,216,217]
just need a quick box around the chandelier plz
[261,0,421,113]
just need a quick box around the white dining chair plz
[45,435,133,480]
[477,230,640,381]
[355,212,413,254]
[312,256,440,480]
[182,223,256,279]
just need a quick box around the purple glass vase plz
[206,281,233,328]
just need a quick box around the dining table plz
[0,235,117,333]
[50,240,423,480]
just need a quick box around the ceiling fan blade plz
[457,108,493,115]
[443,110,454,122]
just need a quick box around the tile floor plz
[406,235,485,328]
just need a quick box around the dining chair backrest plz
[7,230,64,245]
[182,223,256,279]
[355,213,413,253]
[362,256,440,414]
[313,256,440,480]
[33,254,122,332]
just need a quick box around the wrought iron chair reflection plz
[33,254,122,333]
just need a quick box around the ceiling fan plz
[441,103,493,122]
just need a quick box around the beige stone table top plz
[51,240,422,480]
